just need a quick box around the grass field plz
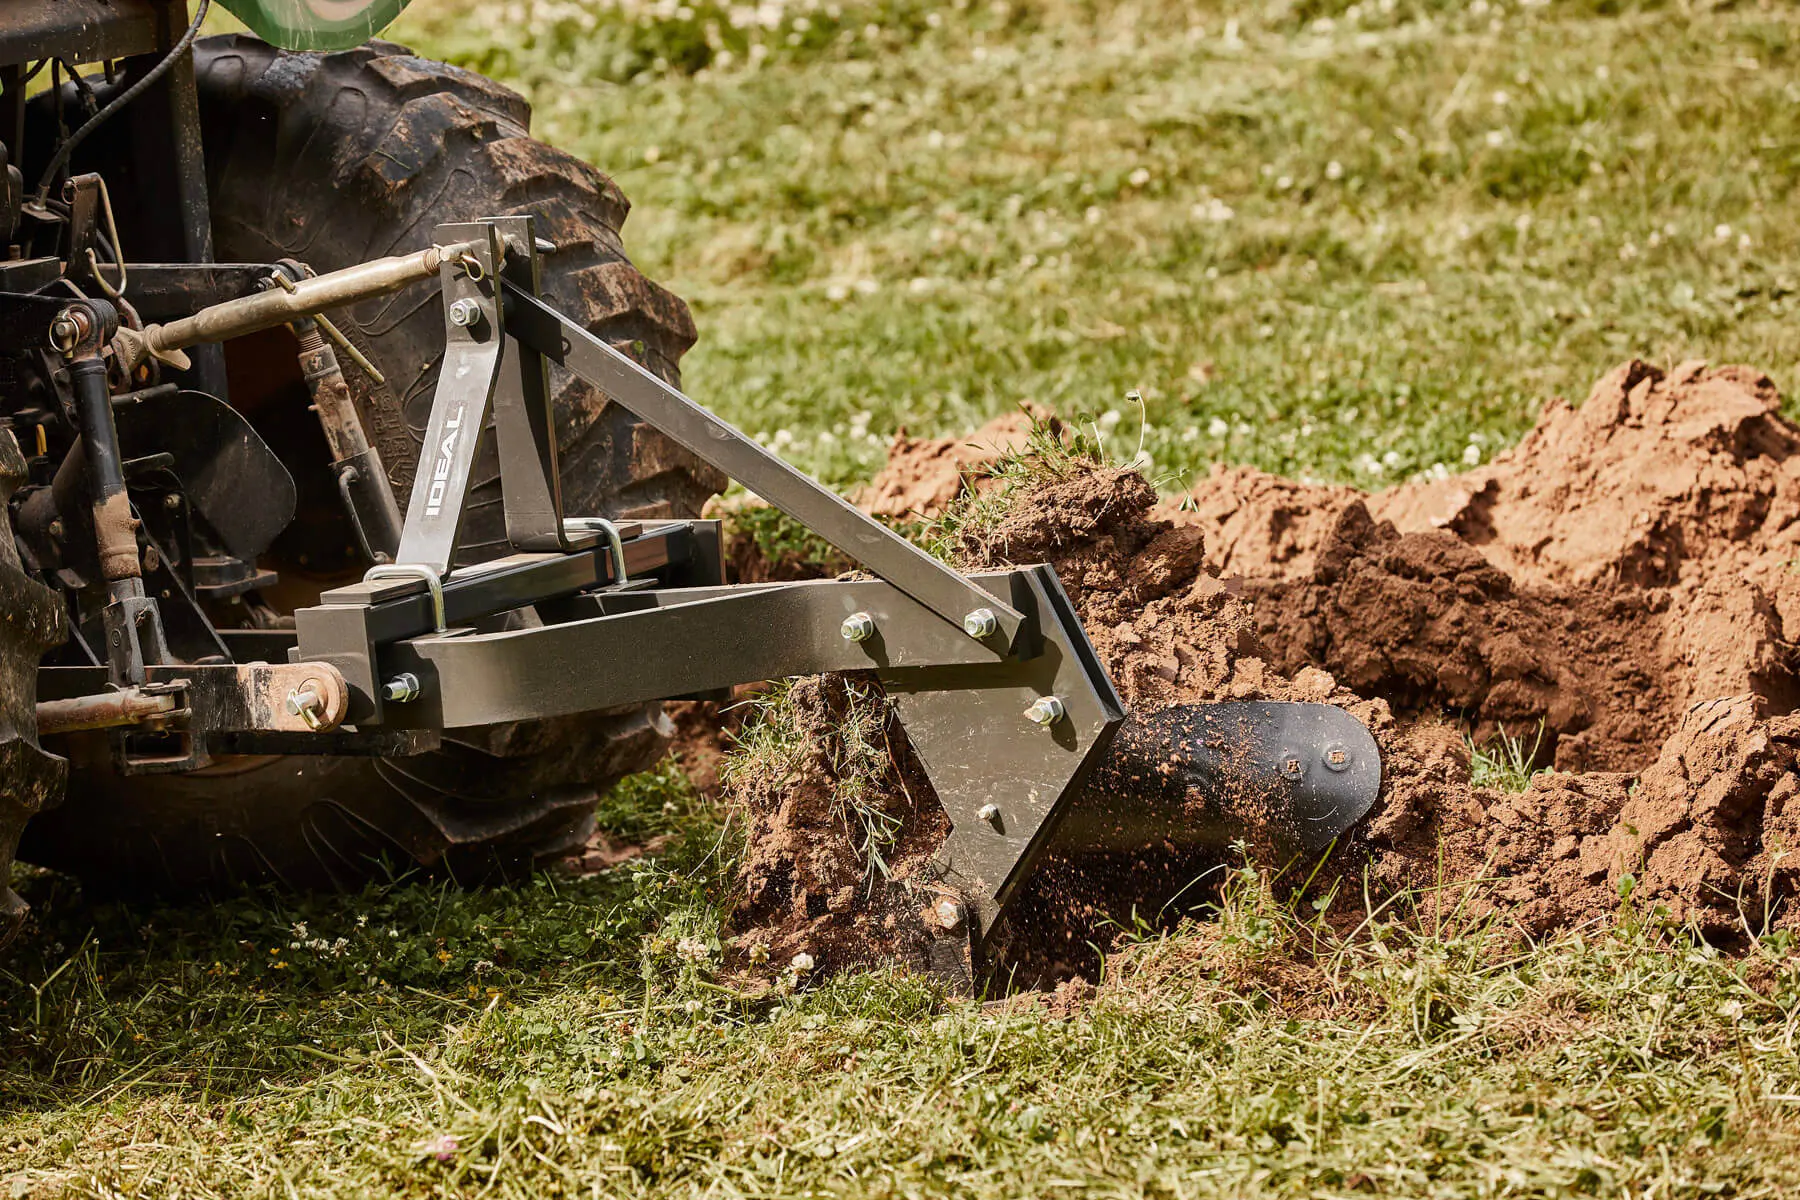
[9,1,1800,1195]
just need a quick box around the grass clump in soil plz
[1468,723,1550,793]
[720,675,950,978]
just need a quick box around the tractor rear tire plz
[17,37,723,894]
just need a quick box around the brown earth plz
[1178,359,1800,751]
[857,408,1051,520]
[712,360,1800,981]
[722,674,951,976]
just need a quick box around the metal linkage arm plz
[501,283,1026,646]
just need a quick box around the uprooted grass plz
[722,676,908,888]
[11,846,1800,1196]
[1468,723,1552,794]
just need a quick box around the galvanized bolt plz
[934,899,963,931]
[1024,695,1066,726]
[163,493,182,510]
[977,803,1001,824]
[963,607,998,638]
[285,683,325,730]
[841,611,876,642]
[383,672,422,704]
[447,298,483,328]
[1322,742,1351,773]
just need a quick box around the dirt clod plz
[859,409,1049,520]
[715,360,1800,982]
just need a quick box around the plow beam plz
[353,565,1125,958]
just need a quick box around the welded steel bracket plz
[881,566,1125,957]
[394,222,507,575]
[487,215,573,553]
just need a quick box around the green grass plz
[11,1,1800,1194]
[11,848,1800,1197]
[394,0,1800,493]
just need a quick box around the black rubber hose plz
[33,0,212,202]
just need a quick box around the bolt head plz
[1024,695,1066,726]
[841,611,876,643]
[934,899,963,931]
[962,607,998,639]
[448,298,483,328]
[977,803,1000,823]
[1279,752,1305,781]
[383,672,422,704]
[1322,742,1351,772]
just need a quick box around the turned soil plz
[708,361,1800,980]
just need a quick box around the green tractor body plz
[217,0,412,51]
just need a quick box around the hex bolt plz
[447,298,483,328]
[1024,695,1066,726]
[962,607,998,639]
[383,672,422,704]
[934,899,963,931]
[977,803,1000,824]
[840,611,876,643]
[1322,742,1351,773]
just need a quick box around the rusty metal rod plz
[121,240,480,367]
[37,687,180,735]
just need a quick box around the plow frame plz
[274,216,1129,959]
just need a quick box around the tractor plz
[0,0,1378,973]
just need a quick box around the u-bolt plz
[364,563,447,632]
[564,518,629,585]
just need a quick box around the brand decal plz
[424,404,465,517]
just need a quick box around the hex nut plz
[1024,695,1066,726]
[383,672,422,704]
[962,607,998,638]
[841,611,876,642]
[447,298,483,328]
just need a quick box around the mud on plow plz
[10,209,1378,975]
